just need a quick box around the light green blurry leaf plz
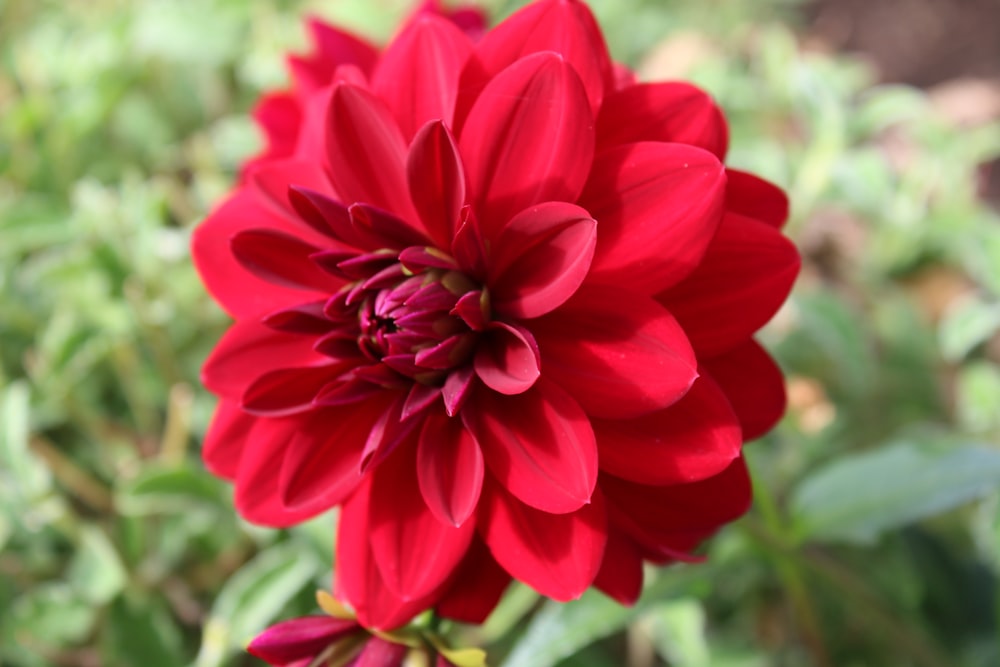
[195,542,320,667]
[0,381,50,502]
[7,584,95,649]
[116,464,229,516]
[68,525,127,604]
[131,1,243,65]
[791,441,1000,544]
[940,297,1000,362]
[956,363,1000,433]
[642,599,710,667]
[104,595,185,667]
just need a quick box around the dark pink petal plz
[657,214,800,356]
[402,382,442,420]
[725,169,789,228]
[234,418,324,527]
[372,16,472,140]
[593,375,741,485]
[702,339,786,440]
[202,320,327,399]
[369,443,476,600]
[531,286,697,419]
[480,484,607,601]
[359,394,420,473]
[335,480,435,630]
[451,206,488,279]
[248,159,335,223]
[192,191,328,318]
[442,365,474,416]
[263,300,335,335]
[592,529,643,605]
[596,82,729,158]
[488,202,597,319]
[241,364,345,417]
[325,84,416,220]
[602,457,752,554]
[459,52,594,238]
[354,638,409,667]
[473,322,540,395]
[399,245,459,272]
[407,121,467,248]
[243,92,301,174]
[201,400,251,480]
[463,380,596,513]
[278,402,386,513]
[247,616,357,664]
[230,229,343,292]
[455,0,613,125]
[435,538,511,624]
[350,202,430,249]
[288,17,378,93]
[580,142,726,294]
[451,290,487,331]
[417,411,484,527]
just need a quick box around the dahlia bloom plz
[194,0,799,629]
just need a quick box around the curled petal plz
[531,286,697,419]
[581,142,727,294]
[473,322,541,395]
[459,52,595,238]
[417,410,484,527]
[658,214,800,356]
[289,17,378,93]
[247,616,357,664]
[489,202,597,319]
[407,121,467,249]
[593,375,741,485]
[463,380,596,513]
[241,364,345,417]
[725,169,790,228]
[702,339,787,440]
[480,484,607,601]
[230,228,343,292]
[354,638,409,667]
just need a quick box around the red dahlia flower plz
[194,0,799,630]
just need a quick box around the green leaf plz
[68,525,127,604]
[6,584,95,650]
[939,296,1000,362]
[104,595,185,667]
[791,441,1000,544]
[0,381,50,503]
[116,464,229,516]
[195,542,320,667]
[642,599,711,667]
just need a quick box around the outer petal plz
[479,484,607,601]
[417,411,484,527]
[435,538,511,624]
[201,320,328,400]
[703,339,787,440]
[243,92,302,173]
[325,84,417,220]
[372,15,472,140]
[488,202,597,319]
[247,616,357,664]
[580,142,726,294]
[596,82,729,158]
[459,52,595,238]
[407,121,467,249]
[247,159,336,224]
[592,529,644,605]
[369,442,476,601]
[725,169,790,228]
[230,228,344,292]
[288,17,379,93]
[531,286,697,419]
[202,400,252,480]
[657,214,800,357]
[592,374,741,485]
[463,380,597,514]
[455,0,613,125]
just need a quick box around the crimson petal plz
[592,529,644,605]
[247,616,357,664]
[593,374,741,485]
[417,411,484,527]
[726,168,790,228]
[658,214,800,356]
[480,484,607,601]
[703,339,787,440]
[489,202,597,319]
[201,400,252,480]
[459,52,594,238]
[241,364,345,417]
[247,159,336,224]
[372,15,472,140]
[473,322,541,395]
[230,228,343,292]
[596,82,729,158]
[354,638,409,667]
[580,141,726,294]
[435,538,511,624]
[407,121,467,249]
[463,380,596,513]
[531,286,697,419]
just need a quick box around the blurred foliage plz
[1,0,999,665]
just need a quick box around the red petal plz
[247,159,336,224]
[703,339,786,440]
[592,529,643,605]
[596,82,729,158]
[369,443,476,600]
[726,169,789,228]
[463,380,597,513]
[278,402,385,513]
[407,121,467,249]
[593,375,741,485]
[243,92,302,173]
[201,320,327,400]
[241,365,344,417]
[354,638,409,667]
[658,214,800,356]
[372,15,472,140]
[325,84,416,220]
[580,142,726,294]
[489,202,597,319]
[480,484,607,601]
[531,286,697,419]
[247,616,356,664]
[455,0,613,126]
[192,190,328,318]
[473,322,541,395]
[417,411,484,527]
[435,538,511,624]
[459,52,594,238]
[201,400,251,480]
[290,17,378,92]
[230,228,344,292]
